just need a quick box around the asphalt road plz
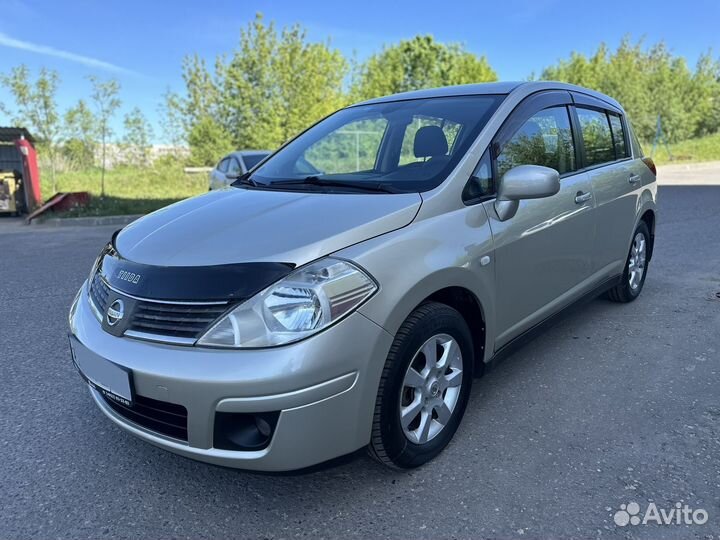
[1,184,719,539]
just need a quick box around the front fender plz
[335,205,496,362]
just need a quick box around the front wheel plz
[607,221,651,303]
[369,302,474,469]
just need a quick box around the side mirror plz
[225,172,240,181]
[494,165,560,221]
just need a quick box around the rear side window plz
[496,106,576,178]
[627,120,643,157]
[577,108,614,166]
[607,114,628,159]
[242,154,267,170]
[217,158,230,173]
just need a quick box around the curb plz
[30,214,143,227]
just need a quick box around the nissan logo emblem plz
[106,299,125,326]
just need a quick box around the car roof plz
[220,150,272,161]
[352,81,623,111]
[354,82,524,105]
[228,150,271,159]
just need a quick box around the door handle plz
[629,174,641,184]
[574,191,592,204]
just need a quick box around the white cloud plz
[0,32,137,75]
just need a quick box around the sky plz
[0,0,718,143]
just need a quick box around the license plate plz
[69,335,134,407]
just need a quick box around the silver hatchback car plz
[69,81,657,471]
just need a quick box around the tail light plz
[642,157,656,177]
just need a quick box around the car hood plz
[115,187,422,267]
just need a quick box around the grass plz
[42,165,208,217]
[646,132,720,165]
[39,132,720,217]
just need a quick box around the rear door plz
[483,91,597,348]
[571,94,640,277]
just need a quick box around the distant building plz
[93,144,190,168]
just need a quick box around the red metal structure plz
[15,135,42,208]
[0,127,42,214]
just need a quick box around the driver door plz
[483,91,597,348]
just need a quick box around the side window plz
[217,158,230,173]
[608,113,628,159]
[577,108,614,166]
[227,158,242,176]
[496,106,575,178]
[399,116,462,166]
[462,150,492,204]
[242,153,267,170]
[628,120,643,157]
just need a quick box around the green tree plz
[0,65,62,192]
[63,100,97,169]
[351,35,498,101]
[88,75,121,196]
[157,89,186,150]
[540,38,720,142]
[179,55,221,131]
[187,115,234,166]
[173,14,348,160]
[122,107,154,166]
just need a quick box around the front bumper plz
[69,282,393,471]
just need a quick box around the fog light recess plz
[213,411,280,451]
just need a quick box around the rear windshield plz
[250,95,505,193]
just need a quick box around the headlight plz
[197,258,377,348]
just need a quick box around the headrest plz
[413,125,448,158]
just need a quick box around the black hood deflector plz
[95,237,295,302]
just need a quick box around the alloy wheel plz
[399,333,463,444]
[628,232,647,290]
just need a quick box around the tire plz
[607,220,651,303]
[368,302,474,469]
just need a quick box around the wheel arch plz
[357,263,495,371]
[639,208,656,261]
[422,287,488,376]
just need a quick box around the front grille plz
[128,301,229,339]
[89,273,111,313]
[88,273,230,343]
[100,392,188,441]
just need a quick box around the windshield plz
[250,95,505,193]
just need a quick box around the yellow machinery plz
[0,170,19,215]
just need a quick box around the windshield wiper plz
[230,172,259,188]
[269,176,400,193]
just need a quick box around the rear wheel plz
[607,221,650,303]
[369,302,473,469]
